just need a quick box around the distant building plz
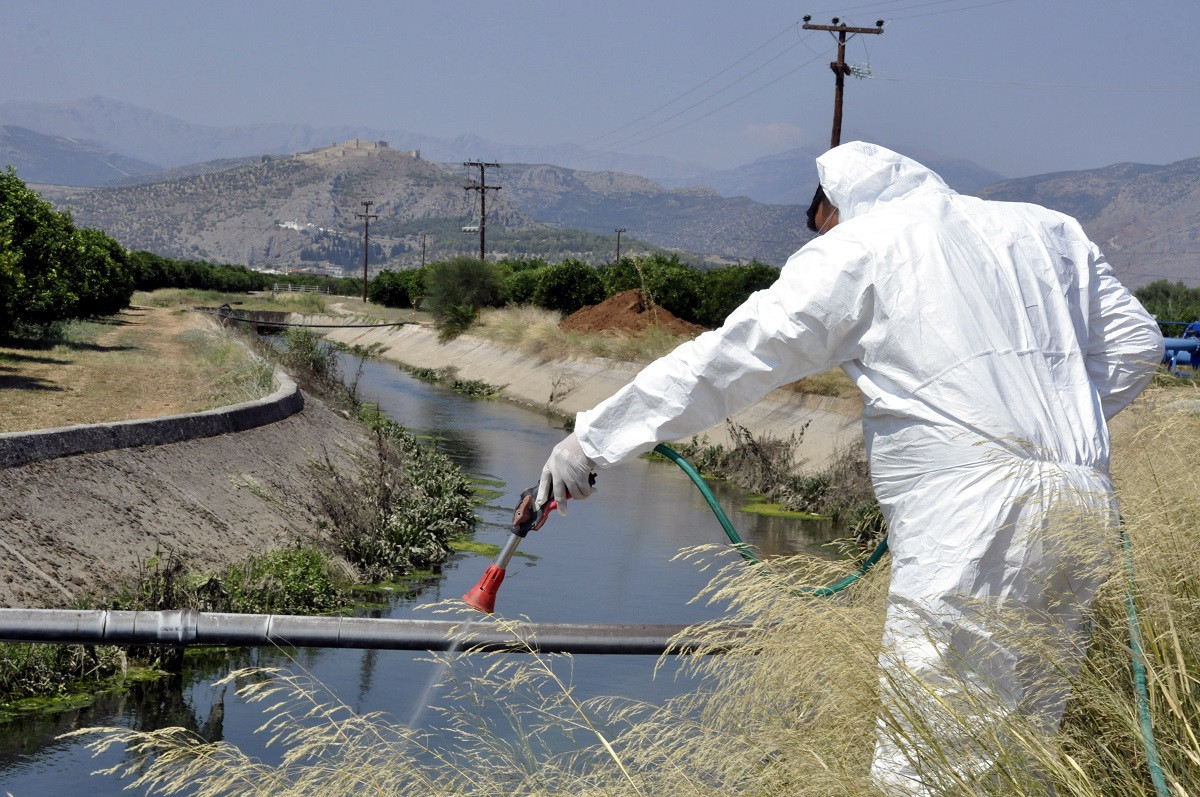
[296,139,420,162]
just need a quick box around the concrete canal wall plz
[311,318,863,471]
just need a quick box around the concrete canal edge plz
[311,317,864,472]
[0,368,304,469]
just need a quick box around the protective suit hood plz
[816,141,952,222]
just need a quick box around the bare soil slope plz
[0,393,370,608]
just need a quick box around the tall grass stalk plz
[70,386,1200,795]
[177,327,277,408]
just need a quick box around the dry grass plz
[474,305,692,364]
[785,369,859,400]
[0,305,275,432]
[67,382,1200,796]
[474,306,858,401]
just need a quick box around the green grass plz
[449,539,502,557]
[739,502,826,519]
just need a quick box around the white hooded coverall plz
[572,142,1163,794]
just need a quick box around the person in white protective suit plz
[536,142,1164,793]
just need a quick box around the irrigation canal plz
[0,353,838,794]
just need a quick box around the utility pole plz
[355,200,378,302]
[802,16,884,148]
[420,231,427,267]
[463,161,501,261]
[614,227,627,263]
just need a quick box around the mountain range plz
[0,97,1004,203]
[1,97,1196,287]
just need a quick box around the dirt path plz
[1,306,264,432]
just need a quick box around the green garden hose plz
[655,442,1166,793]
[653,443,888,595]
[1123,528,1169,797]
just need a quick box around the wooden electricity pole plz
[614,227,627,263]
[355,200,378,302]
[463,161,501,261]
[802,16,884,148]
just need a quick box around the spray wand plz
[462,474,595,614]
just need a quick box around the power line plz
[873,72,1200,93]
[589,35,819,153]
[582,19,812,149]
[807,0,1015,19]
[597,49,833,154]
[582,1,1011,160]
[885,0,1017,20]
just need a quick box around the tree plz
[598,253,703,323]
[598,256,643,296]
[0,167,80,331]
[532,258,605,314]
[698,261,781,328]
[1135,279,1200,333]
[504,266,545,306]
[424,257,504,339]
[369,267,426,309]
[70,227,135,318]
[0,216,22,333]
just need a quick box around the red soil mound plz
[559,289,705,337]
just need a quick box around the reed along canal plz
[0,353,838,794]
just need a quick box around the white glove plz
[536,432,596,515]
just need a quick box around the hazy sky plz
[2,0,1198,178]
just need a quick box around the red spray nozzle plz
[462,475,592,614]
[462,563,506,614]
[461,487,550,614]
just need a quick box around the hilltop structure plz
[296,139,420,162]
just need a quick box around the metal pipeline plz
[1162,336,1199,375]
[0,609,739,656]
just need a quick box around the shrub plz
[0,642,125,704]
[214,548,345,614]
[434,305,478,342]
[425,257,503,338]
[425,257,504,313]
[317,421,477,582]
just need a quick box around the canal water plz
[0,354,839,795]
